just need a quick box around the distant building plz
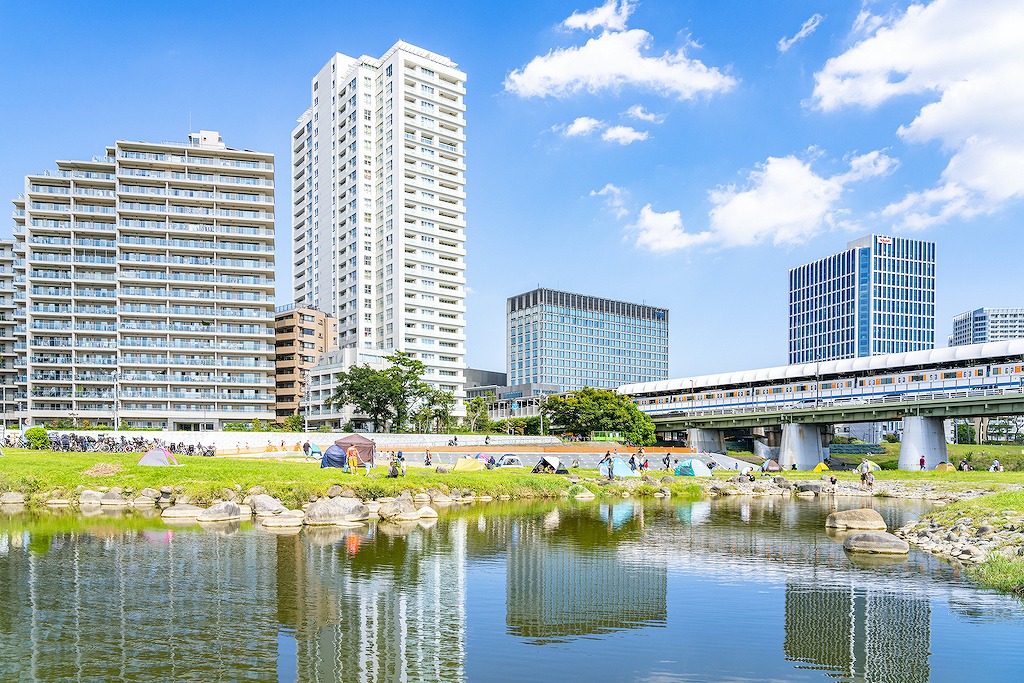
[507,288,669,392]
[304,347,388,430]
[789,234,935,364]
[0,239,17,427]
[11,131,276,430]
[274,305,336,420]
[949,307,1024,346]
[464,368,506,390]
[465,382,561,420]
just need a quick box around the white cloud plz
[563,116,604,136]
[812,0,1024,228]
[505,27,736,99]
[602,125,649,144]
[628,205,713,252]
[708,151,895,247]
[777,13,824,53]
[625,104,664,123]
[604,150,895,253]
[591,183,629,218]
[563,0,635,32]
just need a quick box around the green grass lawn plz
[0,449,700,507]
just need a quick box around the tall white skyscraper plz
[788,235,936,364]
[293,41,467,404]
[949,307,1024,346]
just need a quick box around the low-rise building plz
[274,305,336,420]
[304,348,387,430]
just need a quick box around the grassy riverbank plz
[917,489,1024,596]
[0,449,701,507]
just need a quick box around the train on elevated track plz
[619,340,1024,418]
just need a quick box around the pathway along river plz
[1,497,1023,682]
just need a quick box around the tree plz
[426,389,455,433]
[542,387,657,446]
[25,426,50,450]
[385,351,431,431]
[325,364,397,432]
[463,395,490,432]
[282,412,305,432]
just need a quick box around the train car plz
[622,340,1024,419]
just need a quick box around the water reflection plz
[506,502,667,643]
[1,498,1023,682]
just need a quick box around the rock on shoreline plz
[895,514,1024,565]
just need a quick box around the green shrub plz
[24,427,50,450]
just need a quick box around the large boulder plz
[139,487,160,499]
[100,491,128,507]
[326,485,343,498]
[303,497,370,526]
[133,496,156,508]
[79,490,104,505]
[0,492,26,505]
[251,494,287,517]
[842,531,910,555]
[794,481,822,494]
[262,510,305,528]
[378,498,420,521]
[197,501,242,523]
[162,503,203,519]
[826,508,887,531]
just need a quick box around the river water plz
[1,497,1022,682]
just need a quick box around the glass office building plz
[788,235,935,364]
[507,288,669,392]
[949,307,1024,346]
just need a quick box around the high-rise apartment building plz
[0,239,18,426]
[292,41,467,406]
[274,304,336,419]
[949,307,1024,346]
[10,131,276,430]
[507,288,669,392]
[788,235,935,364]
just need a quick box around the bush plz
[24,427,50,450]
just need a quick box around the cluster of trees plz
[224,414,308,432]
[326,351,454,433]
[540,387,656,446]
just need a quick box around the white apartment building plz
[10,131,276,430]
[0,239,18,427]
[949,308,1024,346]
[303,347,388,430]
[292,41,467,408]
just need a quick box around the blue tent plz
[599,457,639,479]
[321,444,348,470]
[675,459,712,477]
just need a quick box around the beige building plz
[274,305,336,420]
[11,130,276,430]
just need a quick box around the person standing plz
[858,459,870,490]
[346,443,360,473]
[919,455,926,471]
[398,451,406,476]
[424,448,432,466]
[302,440,311,461]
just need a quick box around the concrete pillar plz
[688,428,726,455]
[899,416,948,470]
[778,423,825,471]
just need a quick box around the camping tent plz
[935,462,956,471]
[138,447,179,467]
[675,459,712,477]
[761,459,782,472]
[320,444,348,469]
[864,460,882,472]
[333,434,375,464]
[453,457,486,472]
[599,457,638,479]
[532,455,569,474]
[812,462,830,472]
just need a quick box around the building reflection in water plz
[784,582,931,683]
[0,523,279,682]
[274,519,467,683]
[505,502,668,643]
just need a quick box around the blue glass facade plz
[506,288,669,392]
[788,235,935,364]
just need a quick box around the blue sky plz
[2,0,1021,378]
